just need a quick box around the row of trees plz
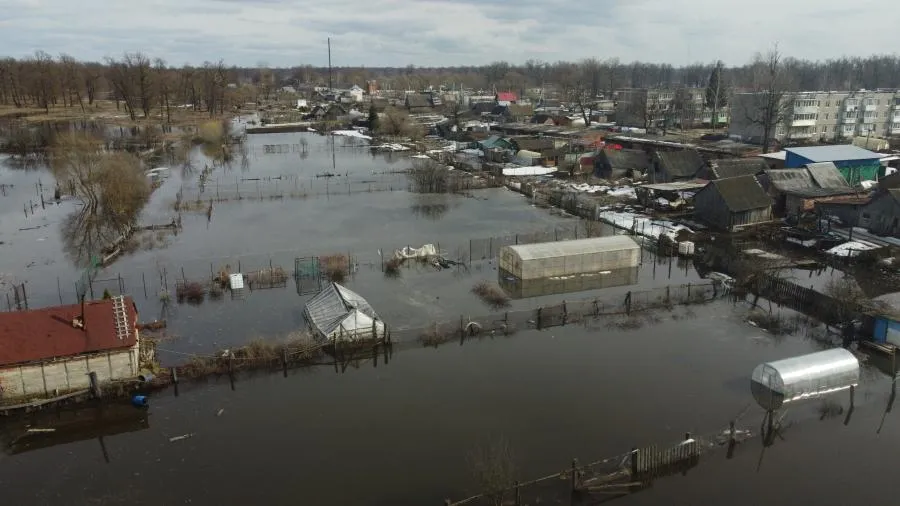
[0,51,244,120]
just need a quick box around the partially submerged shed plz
[764,164,855,216]
[751,348,860,410]
[303,283,385,344]
[693,175,773,231]
[499,236,641,280]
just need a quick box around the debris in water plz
[26,428,56,433]
[216,409,225,417]
[169,433,195,443]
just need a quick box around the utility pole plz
[327,37,333,90]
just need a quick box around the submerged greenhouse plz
[498,236,641,280]
[751,348,860,410]
[303,283,385,344]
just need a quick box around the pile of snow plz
[459,148,484,157]
[826,241,880,257]
[607,186,637,199]
[411,154,431,159]
[503,166,557,176]
[597,211,693,240]
[567,183,609,193]
[332,130,372,140]
[373,143,410,152]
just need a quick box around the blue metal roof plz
[785,145,880,162]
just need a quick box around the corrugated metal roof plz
[786,145,880,162]
[765,169,814,191]
[0,297,138,367]
[705,175,772,212]
[506,236,640,262]
[805,162,851,190]
[303,283,381,340]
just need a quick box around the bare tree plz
[705,60,729,129]
[154,58,172,123]
[58,54,85,112]
[743,46,794,153]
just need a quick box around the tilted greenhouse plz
[303,283,385,344]
[751,348,860,410]
[498,236,641,280]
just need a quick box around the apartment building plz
[615,88,729,129]
[730,90,900,145]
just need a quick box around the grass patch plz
[384,257,402,278]
[471,281,510,309]
[419,323,454,347]
[320,254,349,283]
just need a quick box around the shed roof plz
[405,93,431,109]
[765,168,814,191]
[601,148,650,170]
[303,283,380,339]
[805,162,851,190]
[496,92,518,102]
[705,175,772,212]
[640,181,709,192]
[710,158,768,179]
[0,297,138,367]
[786,145,881,162]
[513,137,555,152]
[505,236,640,262]
[654,149,707,178]
[759,151,787,160]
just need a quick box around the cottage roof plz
[765,168,814,191]
[471,102,496,115]
[0,297,138,367]
[602,148,650,170]
[709,158,768,179]
[496,92,518,102]
[765,167,855,197]
[786,145,881,162]
[405,93,431,109]
[705,175,772,212]
[303,283,380,339]
[804,162,851,190]
[654,149,707,178]
[479,135,512,150]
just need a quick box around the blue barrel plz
[131,395,148,407]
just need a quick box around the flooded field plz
[0,301,897,505]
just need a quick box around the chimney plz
[72,294,86,330]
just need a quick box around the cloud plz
[0,0,893,67]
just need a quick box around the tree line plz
[0,51,242,120]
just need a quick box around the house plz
[512,137,555,155]
[864,189,900,237]
[303,283,385,344]
[784,145,883,185]
[594,148,651,180]
[496,92,518,106]
[814,195,872,228]
[693,175,773,231]
[405,93,433,113]
[651,149,708,183]
[471,102,497,117]
[705,158,768,180]
[763,162,855,216]
[635,180,709,210]
[348,85,364,102]
[309,104,347,122]
[0,296,146,400]
[477,135,515,151]
[494,104,533,123]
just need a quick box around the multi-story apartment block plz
[730,90,900,145]
[615,88,729,130]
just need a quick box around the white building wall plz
[0,347,139,401]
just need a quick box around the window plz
[825,113,829,119]
[865,98,875,105]
[826,101,831,107]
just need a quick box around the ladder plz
[112,295,130,340]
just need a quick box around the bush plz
[176,281,206,304]
[384,257,402,278]
[320,254,349,283]
[471,281,510,309]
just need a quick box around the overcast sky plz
[0,0,894,67]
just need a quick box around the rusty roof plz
[0,297,138,367]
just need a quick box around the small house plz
[764,162,855,216]
[496,91,518,106]
[814,195,872,228]
[0,296,146,400]
[864,189,900,237]
[405,93,433,113]
[477,135,514,152]
[784,145,883,185]
[512,137,555,155]
[495,104,533,123]
[593,148,650,180]
[651,150,708,183]
[303,283,385,344]
[693,175,773,231]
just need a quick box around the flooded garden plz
[1,125,899,505]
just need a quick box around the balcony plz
[791,119,817,127]
[864,104,877,112]
[862,116,876,124]
[892,127,900,135]
[789,130,815,139]
[794,105,819,115]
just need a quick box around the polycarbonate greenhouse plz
[751,348,860,410]
[498,236,641,280]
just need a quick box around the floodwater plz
[1,301,897,505]
[4,129,898,505]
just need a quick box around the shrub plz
[320,254,349,283]
[471,281,510,309]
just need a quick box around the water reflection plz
[409,194,452,220]
[498,267,639,299]
[60,208,122,267]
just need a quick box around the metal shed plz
[303,283,385,344]
[499,236,641,280]
[751,348,860,410]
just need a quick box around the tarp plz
[393,244,438,260]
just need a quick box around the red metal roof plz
[0,297,138,367]
[496,92,518,102]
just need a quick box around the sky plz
[0,0,895,68]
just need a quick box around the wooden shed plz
[693,175,773,231]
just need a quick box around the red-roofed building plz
[496,92,518,105]
[0,296,146,401]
